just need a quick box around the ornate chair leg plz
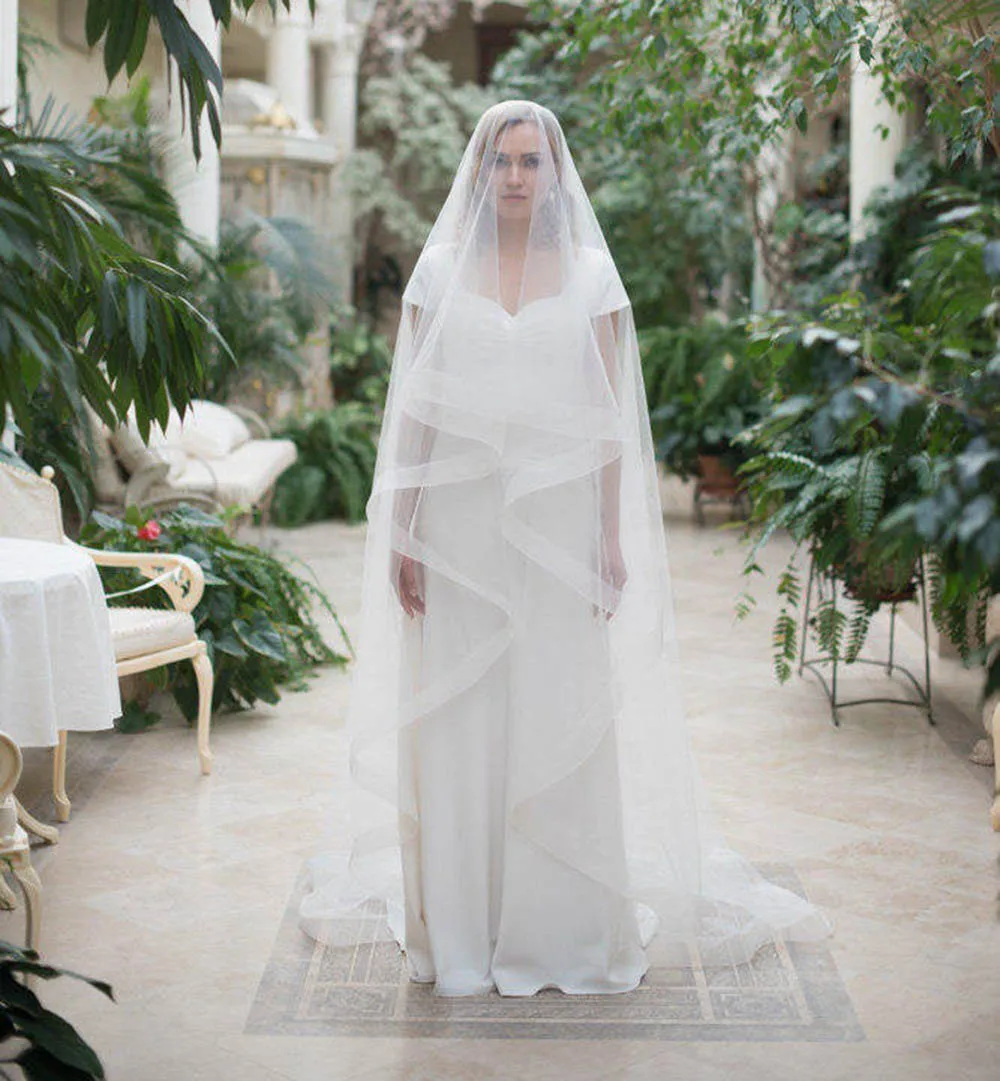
[16,801,59,845]
[991,699,1000,832]
[192,644,214,776]
[10,853,42,952]
[52,731,70,823]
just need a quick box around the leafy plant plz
[531,0,999,306]
[739,270,995,686]
[82,1,318,160]
[0,938,111,1081]
[0,106,223,448]
[79,505,352,723]
[643,319,765,480]
[328,310,393,409]
[184,215,333,401]
[272,405,380,526]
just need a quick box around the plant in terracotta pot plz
[642,318,766,509]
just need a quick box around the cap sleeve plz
[579,246,630,316]
[402,243,453,310]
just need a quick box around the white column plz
[266,0,313,127]
[0,0,17,124]
[849,41,909,242]
[323,26,362,301]
[161,1,221,248]
[750,128,795,311]
[2,1,18,452]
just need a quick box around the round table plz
[0,538,121,747]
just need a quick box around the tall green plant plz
[0,109,224,446]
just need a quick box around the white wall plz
[19,0,162,117]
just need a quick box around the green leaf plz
[234,614,286,662]
[14,1007,105,1076]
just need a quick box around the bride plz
[300,99,832,997]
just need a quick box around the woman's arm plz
[593,308,627,616]
[594,308,623,549]
[391,303,433,616]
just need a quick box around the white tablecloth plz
[0,539,121,745]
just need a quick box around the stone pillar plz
[0,0,17,124]
[1,0,18,451]
[322,26,362,302]
[266,0,313,127]
[849,39,909,242]
[161,1,221,248]
[750,128,795,312]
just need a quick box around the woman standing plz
[301,100,830,997]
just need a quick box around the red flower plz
[137,520,161,541]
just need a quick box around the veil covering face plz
[300,101,831,987]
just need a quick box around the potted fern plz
[736,296,941,679]
[642,318,765,494]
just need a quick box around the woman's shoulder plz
[403,242,458,306]
[575,245,630,314]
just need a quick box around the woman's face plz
[490,121,552,222]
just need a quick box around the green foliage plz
[492,24,753,327]
[272,405,380,526]
[185,214,335,400]
[79,505,351,723]
[328,309,393,408]
[349,54,495,319]
[0,938,112,1080]
[84,1,316,160]
[527,0,998,308]
[643,319,766,479]
[739,178,1000,688]
[534,1,998,170]
[0,108,223,447]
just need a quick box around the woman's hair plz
[460,101,569,254]
[469,102,564,190]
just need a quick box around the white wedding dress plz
[299,100,832,998]
[397,262,650,996]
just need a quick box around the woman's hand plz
[594,537,627,620]
[393,553,425,618]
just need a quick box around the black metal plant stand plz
[692,484,750,526]
[797,554,934,727]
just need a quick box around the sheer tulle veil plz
[299,99,832,971]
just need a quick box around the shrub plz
[80,505,352,724]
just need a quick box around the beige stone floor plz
[3,478,999,1080]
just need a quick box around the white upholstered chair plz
[87,400,296,527]
[0,731,42,951]
[0,461,213,821]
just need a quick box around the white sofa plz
[89,400,297,522]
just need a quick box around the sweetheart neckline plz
[463,291,566,321]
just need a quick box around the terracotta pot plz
[695,453,742,497]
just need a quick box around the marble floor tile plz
[0,509,996,1079]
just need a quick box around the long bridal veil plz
[300,100,832,970]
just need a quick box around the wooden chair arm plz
[71,545,205,613]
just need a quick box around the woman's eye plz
[522,155,541,170]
